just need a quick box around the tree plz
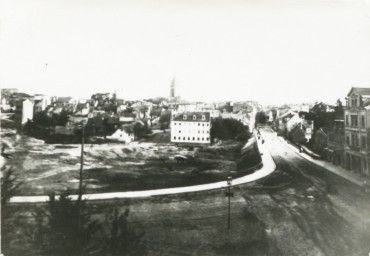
[103,207,145,256]
[1,166,22,209]
[1,166,23,254]
[255,111,268,125]
[33,190,101,256]
[132,122,151,139]
[159,112,171,131]
[211,118,250,142]
[53,111,69,126]
[33,111,53,128]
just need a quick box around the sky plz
[1,0,370,105]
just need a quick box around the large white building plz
[171,112,211,144]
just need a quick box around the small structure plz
[107,125,135,143]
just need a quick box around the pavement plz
[9,132,276,203]
[270,131,369,187]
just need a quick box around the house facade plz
[327,120,345,166]
[171,112,211,144]
[344,87,370,176]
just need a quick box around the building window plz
[188,137,190,140]
[345,115,349,126]
[193,137,195,140]
[202,124,204,126]
[183,137,185,140]
[362,136,366,149]
[179,123,181,126]
[183,115,187,120]
[351,97,358,107]
[202,138,204,141]
[202,115,205,120]
[207,130,209,134]
[198,123,200,126]
[346,136,350,145]
[206,137,209,141]
[362,116,365,128]
[197,138,200,141]
[173,136,176,140]
[193,115,196,120]
[179,130,181,133]
[351,133,358,147]
[351,115,358,127]
[174,122,176,125]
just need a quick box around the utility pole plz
[79,121,85,201]
[225,176,234,230]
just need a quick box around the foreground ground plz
[3,128,370,255]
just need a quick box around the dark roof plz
[172,112,210,122]
[347,87,370,97]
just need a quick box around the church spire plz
[170,76,175,98]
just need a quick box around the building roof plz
[172,112,210,122]
[55,97,72,103]
[347,87,370,97]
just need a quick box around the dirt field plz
[2,131,259,196]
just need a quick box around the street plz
[249,127,370,255]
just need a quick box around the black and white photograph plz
[1,0,370,255]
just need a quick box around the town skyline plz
[2,0,370,105]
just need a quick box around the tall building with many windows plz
[344,87,370,176]
[171,112,211,145]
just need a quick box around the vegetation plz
[103,207,145,256]
[33,191,101,256]
[159,111,171,130]
[299,99,344,132]
[1,166,23,253]
[255,111,268,125]
[211,118,250,142]
[133,122,152,139]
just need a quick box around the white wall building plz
[22,99,34,125]
[107,126,135,143]
[171,112,211,144]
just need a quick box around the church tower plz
[170,76,175,98]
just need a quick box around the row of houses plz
[1,89,257,145]
[273,87,370,177]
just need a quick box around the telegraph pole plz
[225,176,234,229]
[79,121,85,201]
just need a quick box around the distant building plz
[313,128,328,156]
[107,125,135,143]
[344,87,370,176]
[33,95,51,113]
[171,112,211,144]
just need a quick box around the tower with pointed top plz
[170,77,175,99]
